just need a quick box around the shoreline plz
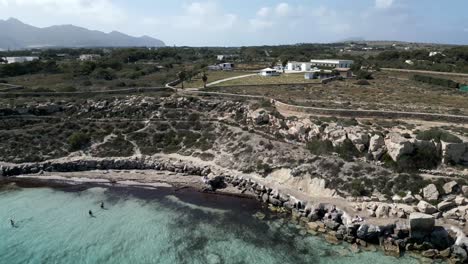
[2,157,468,262]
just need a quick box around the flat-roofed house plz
[4,56,39,64]
[310,59,354,68]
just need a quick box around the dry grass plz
[205,71,468,115]
[177,71,251,88]
[218,73,321,86]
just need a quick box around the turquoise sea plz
[0,180,420,264]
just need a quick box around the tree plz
[281,59,289,73]
[201,73,208,88]
[177,70,187,89]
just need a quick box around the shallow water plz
[0,182,420,264]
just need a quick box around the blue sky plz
[0,0,467,46]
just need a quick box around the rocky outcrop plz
[0,157,212,177]
[384,133,414,161]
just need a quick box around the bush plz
[306,139,334,155]
[412,75,459,88]
[55,86,77,92]
[355,80,370,85]
[356,70,373,80]
[416,128,462,143]
[68,132,91,151]
[335,139,362,161]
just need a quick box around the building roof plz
[310,59,354,64]
[335,68,351,71]
[260,68,277,72]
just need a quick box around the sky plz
[0,0,467,46]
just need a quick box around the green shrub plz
[412,75,459,88]
[68,132,91,151]
[416,128,462,143]
[355,80,370,85]
[306,139,334,155]
[335,139,362,161]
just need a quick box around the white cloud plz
[257,7,270,17]
[0,0,125,24]
[375,0,394,9]
[275,3,291,17]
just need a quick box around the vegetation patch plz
[416,128,462,143]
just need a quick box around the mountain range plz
[0,18,165,50]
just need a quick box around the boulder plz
[402,194,416,204]
[441,141,466,164]
[437,199,456,212]
[347,129,370,152]
[451,245,468,263]
[443,181,459,195]
[384,133,414,161]
[423,184,440,202]
[375,204,390,218]
[409,213,435,236]
[455,196,466,206]
[461,185,468,197]
[369,134,385,152]
[417,201,438,214]
[430,227,453,250]
[250,109,270,126]
[356,224,381,243]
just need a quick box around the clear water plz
[0,182,420,264]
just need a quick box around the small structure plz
[207,62,235,71]
[305,69,333,80]
[310,59,354,68]
[259,68,280,77]
[217,54,239,61]
[79,54,101,61]
[287,62,312,72]
[335,68,353,78]
[3,56,39,64]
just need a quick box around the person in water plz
[89,210,94,217]
[100,202,105,209]
[9,218,15,228]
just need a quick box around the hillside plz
[0,18,165,50]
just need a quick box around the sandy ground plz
[10,169,247,198]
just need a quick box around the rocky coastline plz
[2,156,468,263]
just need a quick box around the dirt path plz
[382,68,468,77]
[206,74,258,87]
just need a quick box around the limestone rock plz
[443,181,459,195]
[462,186,468,197]
[375,204,390,218]
[409,213,435,235]
[441,141,466,164]
[369,134,385,152]
[417,201,438,214]
[384,133,414,161]
[402,194,416,204]
[455,196,466,206]
[423,184,440,202]
[437,199,456,212]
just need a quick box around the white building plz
[79,54,101,61]
[217,54,238,61]
[208,63,235,71]
[3,56,39,64]
[287,62,312,72]
[310,59,354,68]
[259,68,280,77]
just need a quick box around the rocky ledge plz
[227,175,468,263]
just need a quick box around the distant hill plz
[0,18,165,50]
